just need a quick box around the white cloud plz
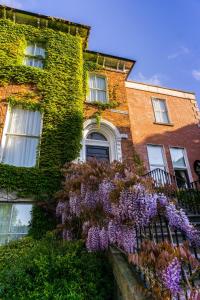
[133,72,163,86]
[168,46,190,60]
[0,0,23,9]
[192,70,200,81]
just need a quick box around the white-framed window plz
[0,203,32,245]
[24,43,46,68]
[152,98,170,124]
[86,132,110,161]
[1,107,42,167]
[170,147,190,188]
[88,74,108,103]
[80,119,122,163]
[147,144,166,171]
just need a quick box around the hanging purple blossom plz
[98,180,114,213]
[56,201,66,217]
[165,203,190,231]
[86,226,101,252]
[157,193,169,207]
[108,220,119,244]
[120,226,136,254]
[159,257,181,295]
[69,194,81,217]
[99,227,109,250]
[83,189,99,209]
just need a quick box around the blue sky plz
[1,0,200,104]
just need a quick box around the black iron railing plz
[128,215,200,300]
[143,168,200,214]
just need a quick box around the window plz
[152,98,170,124]
[0,203,32,245]
[24,43,45,68]
[170,147,190,188]
[1,108,42,167]
[86,131,110,161]
[88,74,107,103]
[147,145,166,171]
[147,145,168,185]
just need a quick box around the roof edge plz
[126,80,196,96]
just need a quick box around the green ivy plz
[0,18,87,235]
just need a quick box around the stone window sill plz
[153,122,174,127]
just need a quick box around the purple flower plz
[69,194,81,216]
[166,203,190,231]
[56,201,66,217]
[120,226,136,254]
[86,226,101,252]
[99,227,109,250]
[159,257,181,295]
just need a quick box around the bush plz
[0,235,113,300]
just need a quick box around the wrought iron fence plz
[143,168,200,214]
[128,215,200,300]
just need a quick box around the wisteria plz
[56,160,200,297]
[159,257,182,295]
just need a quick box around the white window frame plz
[169,147,193,182]
[0,202,32,245]
[0,106,43,167]
[152,98,170,124]
[147,144,168,171]
[79,119,122,162]
[24,42,46,69]
[87,74,109,103]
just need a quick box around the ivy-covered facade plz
[0,6,135,243]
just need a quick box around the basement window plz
[88,74,108,103]
[0,203,32,245]
[24,43,46,68]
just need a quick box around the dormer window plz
[24,43,46,68]
[88,74,108,103]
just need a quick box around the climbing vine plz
[0,17,89,235]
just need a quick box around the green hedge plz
[0,235,114,300]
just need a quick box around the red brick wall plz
[84,69,134,160]
[126,87,200,181]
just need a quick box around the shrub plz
[0,234,113,300]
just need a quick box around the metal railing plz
[143,168,200,214]
[129,215,200,300]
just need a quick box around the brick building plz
[0,6,199,244]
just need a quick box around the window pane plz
[97,90,107,102]
[87,132,107,141]
[89,75,96,89]
[35,46,45,58]
[161,111,169,123]
[3,136,39,167]
[10,204,32,234]
[24,57,35,67]
[153,99,169,123]
[33,58,44,68]
[147,145,165,167]
[89,89,96,102]
[170,148,186,168]
[96,77,106,90]
[86,145,109,161]
[25,44,35,56]
[8,108,41,136]
[0,203,12,238]
[0,203,32,245]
